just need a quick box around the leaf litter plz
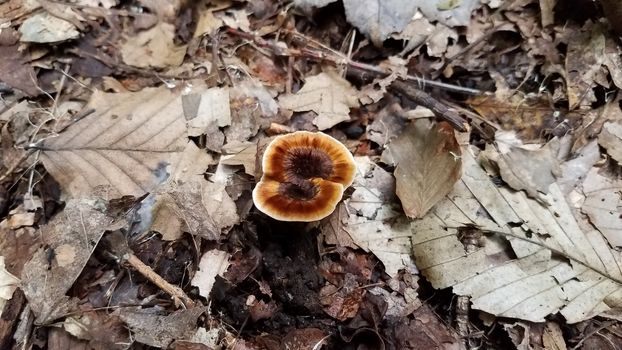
[3,0,622,349]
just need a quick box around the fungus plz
[252,131,356,222]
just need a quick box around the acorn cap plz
[252,131,356,222]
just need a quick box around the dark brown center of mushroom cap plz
[283,147,333,181]
[278,180,318,200]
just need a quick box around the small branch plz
[225,27,482,96]
[124,253,195,309]
[390,80,468,132]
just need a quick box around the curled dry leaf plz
[382,120,462,219]
[39,87,189,200]
[278,71,359,130]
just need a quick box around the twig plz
[0,150,35,183]
[225,27,482,95]
[123,252,196,309]
[390,80,468,132]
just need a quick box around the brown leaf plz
[121,22,187,68]
[382,120,462,218]
[319,274,363,321]
[151,178,239,241]
[116,307,206,348]
[39,87,189,200]
[282,328,327,350]
[0,35,40,96]
[21,199,123,324]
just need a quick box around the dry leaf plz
[417,0,480,27]
[342,0,418,46]
[21,199,123,324]
[116,307,206,348]
[194,5,224,37]
[170,142,215,183]
[481,137,561,203]
[39,87,188,200]
[220,141,257,176]
[319,156,413,277]
[182,87,231,137]
[581,168,622,246]
[598,121,622,163]
[565,23,608,109]
[151,178,239,241]
[62,311,130,349]
[382,120,462,219]
[0,33,40,96]
[19,11,80,43]
[191,249,231,299]
[412,149,622,323]
[121,22,187,68]
[0,256,19,311]
[279,71,359,130]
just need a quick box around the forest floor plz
[1,0,622,349]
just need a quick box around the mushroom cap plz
[252,131,356,222]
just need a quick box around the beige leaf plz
[194,6,224,38]
[39,87,188,200]
[190,249,230,299]
[565,23,607,109]
[121,22,187,68]
[171,142,215,183]
[220,141,257,176]
[19,11,79,43]
[116,307,206,348]
[338,157,414,277]
[182,87,231,137]
[481,138,561,204]
[581,168,622,246]
[382,120,462,218]
[279,71,359,130]
[598,121,622,164]
[21,199,120,324]
[412,149,622,323]
[151,178,239,241]
[0,256,20,311]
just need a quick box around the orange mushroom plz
[252,131,356,222]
